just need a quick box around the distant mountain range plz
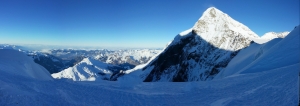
[0,45,162,78]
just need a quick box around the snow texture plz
[0,49,53,80]
[0,62,297,105]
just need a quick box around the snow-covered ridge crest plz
[252,31,290,44]
[0,49,53,80]
[52,57,114,81]
[261,31,290,39]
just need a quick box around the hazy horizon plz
[0,0,299,48]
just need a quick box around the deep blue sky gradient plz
[0,0,299,48]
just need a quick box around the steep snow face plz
[0,49,53,80]
[51,57,124,81]
[216,25,299,79]
[131,7,260,82]
[192,7,259,51]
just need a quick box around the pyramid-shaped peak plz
[192,7,259,44]
[202,7,225,18]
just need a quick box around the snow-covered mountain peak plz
[190,7,259,51]
[79,57,94,65]
[194,7,258,38]
[52,57,116,81]
[123,7,267,82]
[200,7,223,19]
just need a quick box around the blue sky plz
[0,0,299,48]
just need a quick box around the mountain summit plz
[121,7,262,82]
[192,7,259,51]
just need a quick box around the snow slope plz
[0,49,52,80]
[52,57,116,81]
[0,62,297,105]
[253,31,290,44]
[216,25,299,79]
[261,31,290,39]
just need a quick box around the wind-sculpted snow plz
[0,62,297,105]
[0,49,53,80]
[0,42,298,105]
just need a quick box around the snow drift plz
[0,49,53,80]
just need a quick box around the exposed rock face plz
[141,7,259,82]
[144,33,239,82]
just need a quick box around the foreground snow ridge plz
[0,63,297,105]
[0,49,53,80]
